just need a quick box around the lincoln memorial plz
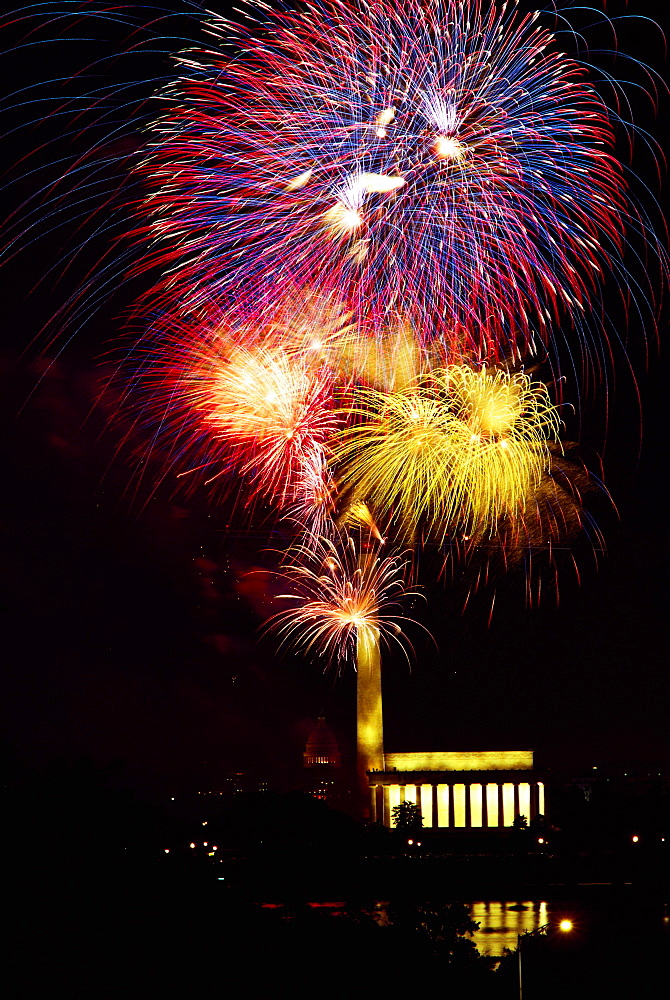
[367,750,545,829]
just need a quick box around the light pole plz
[518,918,573,999]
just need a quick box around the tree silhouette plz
[392,801,423,832]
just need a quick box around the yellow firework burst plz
[434,366,560,535]
[332,365,561,542]
[440,365,560,442]
[333,385,459,539]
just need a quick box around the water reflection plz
[468,901,549,956]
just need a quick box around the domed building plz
[303,716,341,769]
[303,716,347,807]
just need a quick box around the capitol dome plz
[303,716,341,768]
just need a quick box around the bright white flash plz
[423,92,460,133]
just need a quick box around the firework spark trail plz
[126,316,341,517]
[332,364,562,543]
[436,365,561,533]
[137,0,632,366]
[334,383,458,540]
[3,2,657,635]
[266,531,419,671]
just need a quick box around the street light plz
[518,918,573,999]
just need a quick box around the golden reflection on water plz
[469,901,549,956]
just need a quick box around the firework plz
[267,531,417,670]
[435,365,561,534]
[215,285,424,391]
[138,0,630,364]
[243,286,357,367]
[268,529,420,801]
[330,321,428,391]
[6,3,653,638]
[333,365,562,542]
[340,499,384,543]
[199,343,335,513]
[334,383,458,540]
[131,316,340,517]
[450,440,603,616]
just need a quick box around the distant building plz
[303,716,341,769]
[195,771,270,798]
[303,716,348,807]
[355,632,547,828]
[367,749,546,829]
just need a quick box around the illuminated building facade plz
[367,750,545,829]
[356,626,384,799]
[356,635,545,828]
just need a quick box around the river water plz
[468,900,551,956]
[261,893,669,960]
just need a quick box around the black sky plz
[1,1,668,795]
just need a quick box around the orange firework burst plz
[266,531,420,670]
[132,317,340,518]
[195,341,340,516]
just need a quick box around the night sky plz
[1,1,668,797]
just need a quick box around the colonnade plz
[369,777,545,828]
